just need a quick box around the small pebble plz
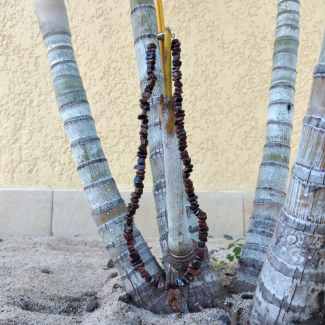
[131,315,142,325]
[21,302,30,311]
[111,272,118,278]
[241,293,254,299]
[40,269,50,274]
[86,300,99,312]
[107,259,114,268]
[223,235,233,240]
[218,314,230,325]
[119,294,131,304]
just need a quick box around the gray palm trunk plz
[229,0,301,294]
[245,29,325,325]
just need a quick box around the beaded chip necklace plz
[124,39,209,291]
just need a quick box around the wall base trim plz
[0,189,254,239]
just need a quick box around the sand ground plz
[0,236,253,325]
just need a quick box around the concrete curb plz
[0,189,254,239]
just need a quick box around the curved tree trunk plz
[129,0,169,269]
[129,0,230,311]
[229,0,301,294]
[245,30,325,325]
[34,0,168,313]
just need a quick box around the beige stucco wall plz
[0,0,324,192]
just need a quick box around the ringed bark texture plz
[129,0,170,267]
[161,99,230,311]
[229,0,301,294]
[34,0,168,313]
[246,31,325,325]
[160,99,193,255]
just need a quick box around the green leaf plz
[217,261,228,268]
[235,238,242,242]
[233,247,242,255]
[236,256,240,260]
[237,244,244,247]
[226,254,234,262]
[227,243,235,249]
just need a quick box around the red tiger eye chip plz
[124,233,134,240]
[135,188,143,194]
[198,233,208,239]
[185,272,194,282]
[199,235,208,243]
[128,245,135,252]
[141,270,149,278]
[195,246,208,252]
[133,261,144,271]
[130,255,141,263]
[138,266,145,274]
[189,261,198,270]
[130,251,139,259]
[140,128,148,135]
[154,278,159,288]
[187,268,200,276]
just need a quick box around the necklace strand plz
[124,39,210,291]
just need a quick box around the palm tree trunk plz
[34,0,168,312]
[160,99,231,311]
[129,0,230,310]
[229,0,301,294]
[129,0,170,267]
[160,99,193,255]
[245,29,325,325]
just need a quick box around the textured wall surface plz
[0,0,324,192]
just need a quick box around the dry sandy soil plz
[0,236,253,325]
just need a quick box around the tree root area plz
[0,237,253,324]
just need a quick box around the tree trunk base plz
[115,247,231,314]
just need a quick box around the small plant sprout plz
[210,239,244,268]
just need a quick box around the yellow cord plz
[164,27,172,98]
[154,0,166,85]
[158,0,165,31]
